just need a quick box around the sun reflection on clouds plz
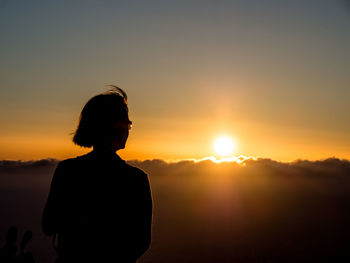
[165,155,256,165]
[196,155,254,164]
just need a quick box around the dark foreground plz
[1,158,350,262]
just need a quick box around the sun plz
[214,136,235,157]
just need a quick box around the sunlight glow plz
[167,155,253,165]
[214,136,235,157]
[198,155,251,164]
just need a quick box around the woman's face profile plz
[110,120,132,151]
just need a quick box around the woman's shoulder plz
[124,162,147,175]
[56,155,89,169]
[123,164,150,190]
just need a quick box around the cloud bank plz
[1,157,350,262]
[1,156,349,177]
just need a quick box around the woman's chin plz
[114,143,126,151]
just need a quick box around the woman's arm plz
[42,163,64,236]
[134,172,153,259]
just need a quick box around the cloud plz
[128,157,350,177]
[1,156,350,178]
[0,158,58,173]
[128,157,350,262]
[1,157,350,262]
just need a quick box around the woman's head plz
[73,86,131,150]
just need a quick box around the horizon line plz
[1,155,349,165]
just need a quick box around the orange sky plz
[1,1,349,161]
[1,110,349,161]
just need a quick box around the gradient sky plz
[1,0,349,161]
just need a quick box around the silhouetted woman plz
[42,87,152,263]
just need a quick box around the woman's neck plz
[92,145,117,156]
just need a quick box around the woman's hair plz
[73,86,129,147]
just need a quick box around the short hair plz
[73,86,129,147]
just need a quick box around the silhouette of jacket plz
[42,151,152,262]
